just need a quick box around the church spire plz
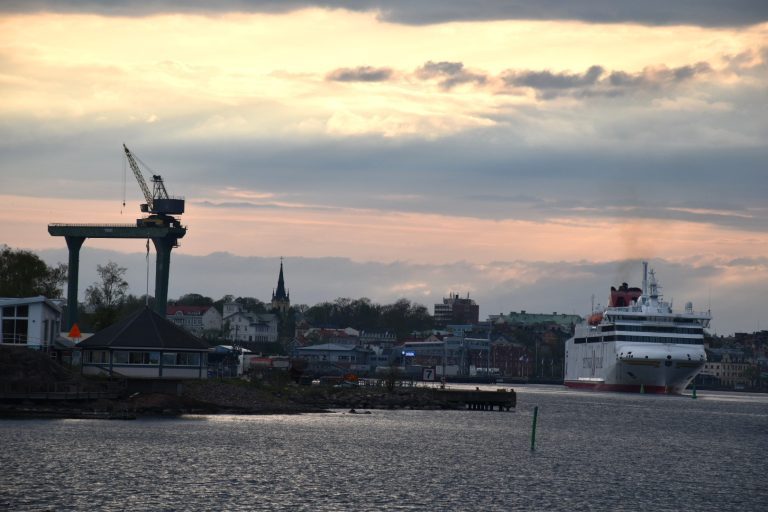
[271,257,290,313]
[274,257,288,300]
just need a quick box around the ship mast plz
[642,261,648,300]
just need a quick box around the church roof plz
[78,307,211,351]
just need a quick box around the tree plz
[85,261,129,329]
[235,296,267,313]
[85,262,129,309]
[173,293,214,307]
[0,245,67,298]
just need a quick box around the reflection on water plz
[1,387,766,511]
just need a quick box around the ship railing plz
[48,223,138,228]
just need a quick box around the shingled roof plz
[78,307,211,351]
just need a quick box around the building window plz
[2,305,29,344]
[84,350,109,364]
[112,351,161,365]
[161,352,201,366]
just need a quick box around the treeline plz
[302,297,433,339]
[1,246,434,340]
[172,294,434,340]
[0,245,67,298]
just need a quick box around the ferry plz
[564,262,710,394]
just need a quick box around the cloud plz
[414,61,487,90]
[326,66,393,82]
[504,65,605,90]
[607,62,712,88]
[502,63,711,99]
[2,1,767,27]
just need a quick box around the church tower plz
[271,258,290,314]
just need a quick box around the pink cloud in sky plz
[6,194,768,268]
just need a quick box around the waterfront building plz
[166,305,222,337]
[699,348,754,389]
[293,342,372,373]
[434,293,479,327]
[79,307,210,379]
[0,296,62,351]
[271,259,290,314]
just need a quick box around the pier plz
[433,389,516,411]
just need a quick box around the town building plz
[166,305,222,337]
[488,310,582,331]
[0,296,62,351]
[293,342,372,373]
[223,302,278,346]
[296,326,360,346]
[433,293,479,327]
[271,259,290,313]
[360,330,397,349]
[79,307,210,380]
[699,348,754,389]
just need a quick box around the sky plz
[1,1,767,335]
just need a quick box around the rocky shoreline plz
[0,380,515,419]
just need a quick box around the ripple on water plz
[1,389,767,511]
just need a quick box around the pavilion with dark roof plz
[78,307,210,380]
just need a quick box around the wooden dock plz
[433,389,516,411]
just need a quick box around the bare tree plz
[85,261,129,309]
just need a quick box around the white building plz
[166,305,222,336]
[223,302,278,343]
[0,296,62,350]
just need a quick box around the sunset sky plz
[1,1,767,334]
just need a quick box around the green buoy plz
[530,406,539,451]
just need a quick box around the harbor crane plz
[49,145,188,326]
[123,144,185,227]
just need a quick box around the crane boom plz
[123,144,154,212]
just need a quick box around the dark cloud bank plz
[36,247,764,335]
[3,0,767,27]
[326,59,713,98]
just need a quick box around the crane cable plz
[121,152,127,214]
[146,239,151,306]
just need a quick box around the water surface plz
[1,385,766,511]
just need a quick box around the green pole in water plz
[530,406,539,451]
[640,384,645,394]
[692,382,697,399]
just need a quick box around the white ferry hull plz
[564,340,706,394]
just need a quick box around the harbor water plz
[1,385,766,511]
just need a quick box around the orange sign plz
[68,323,81,339]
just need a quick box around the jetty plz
[433,389,516,411]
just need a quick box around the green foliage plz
[0,245,67,298]
[303,297,433,340]
[212,294,234,315]
[234,296,267,313]
[85,261,129,309]
[84,261,130,330]
[173,293,214,307]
